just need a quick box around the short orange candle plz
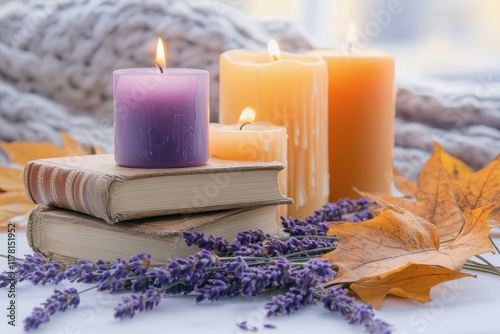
[209,107,288,223]
[311,24,395,201]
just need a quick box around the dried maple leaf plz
[393,168,417,198]
[0,133,93,166]
[0,166,25,191]
[435,143,473,180]
[0,167,36,231]
[322,205,494,285]
[361,143,465,241]
[449,154,500,228]
[350,263,474,309]
[0,133,103,231]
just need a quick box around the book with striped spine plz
[24,154,291,223]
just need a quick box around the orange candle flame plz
[155,38,167,69]
[267,39,281,61]
[238,107,256,129]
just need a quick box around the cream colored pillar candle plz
[209,107,288,221]
[219,48,329,219]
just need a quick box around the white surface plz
[1,231,499,334]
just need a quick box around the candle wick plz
[154,61,164,73]
[239,122,250,130]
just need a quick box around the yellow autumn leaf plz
[435,143,474,180]
[0,167,25,191]
[0,132,98,166]
[0,141,69,167]
[0,203,36,231]
[350,263,474,309]
[0,191,33,205]
[393,168,417,198]
[322,205,494,284]
[361,143,466,241]
[450,154,500,228]
[62,132,93,156]
[0,132,104,228]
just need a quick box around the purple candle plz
[113,67,209,168]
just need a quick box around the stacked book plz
[24,154,291,264]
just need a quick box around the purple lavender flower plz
[24,288,80,331]
[114,287,161,319]
[64,259,95,283]
[236,321,257,331]
[146,250,218,295]
[0,272,17,288]
[183,231,229,253]
[185,229,337,259]
[265,287,315,316]
[196,258,292,303]
[265,259,335,317]
[265,237,337,257]
[294,259,336,287]
[90,254,152,292]
[281,198,374,236]
[128,253,151,276]
[322,288,391,334]
[280,216,329,236]
[10,253,66,286]
[23,307,49,331]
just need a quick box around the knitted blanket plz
[1,0,499,180]
[394,77,500,180]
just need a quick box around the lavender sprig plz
[265,259,336,317]
[195,257,292,302]
[184,232,338,258]
[146,249,218,295]
[11,253,66,286]
[281,198,374,236]
[0,272,17,288]
[95,253,151,292]
[114,287,161,319]
[321,288,391,334]
[9,197,391,333]
[3,253,152,293]
[23,288,81,331]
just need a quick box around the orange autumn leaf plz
[0,166,25,191]
[436,143,474,180]
[361,143,466,241]
[0,166,33,232]
[450,154,500,228]
[0,202,35,231]
[350,263,474,309]
[0,133,95,166]
[393,168,417,198]
[0,133,104,230]
[322,205,494,284]
[0,191,33,205]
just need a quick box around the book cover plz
[27,205,278,264]
[24,154,291,223]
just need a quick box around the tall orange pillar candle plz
[209,107,288,223]
[311,24,395,201]
[219,42,329,219]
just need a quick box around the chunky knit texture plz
[1,0,499,180]
[0,0,311,149]
[393,77,500,180]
